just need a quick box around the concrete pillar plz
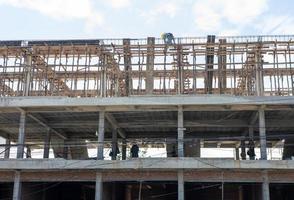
[235,147,240,160]
[178,170,184,200]
[241,140,246,160]
[95,172,103,200]
[262,171,270,200]
[4,137,11,159]
[238,185,243,200]
[123,39,132,96]
[17,111,26,159]
[111,128,118,160]
[23,54,32,96]
[178,106,184,157]
[43,128,51,158]
[122,139,127,160]
[13,170,21,200]
[125,185,132,200]
[146,37,155,95]
[259,109,267,160]
[97,111,105,160]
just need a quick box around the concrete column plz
[17,111,26,159]
[235,147,240,160]
[178,170,184,200]
[238,185,243,200]
[43,128,51,158]
[23,54,32,96]
[111,128,118,160]
[123,39,132,96]
[4,137,11,159]
[125,185,132,200]
[95,172,103,200]
[146,37,155,95]
[178,106,184,157]
[122,139,127,160]
[241,140,246,160]
[262,171,270,200]
[259,109,267,160]
[13,170,21,200]
[97,111,105,160]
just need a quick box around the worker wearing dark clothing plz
[161,33,175,45]
[130,144,139,158]
[247,140,256,160]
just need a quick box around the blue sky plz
[0,0,293,40]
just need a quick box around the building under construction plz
[0,35,294,200]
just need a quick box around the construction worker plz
[161,32,175,45]
[130,144,139,158]
[247,140,256,160]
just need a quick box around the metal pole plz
[13,171,21,200]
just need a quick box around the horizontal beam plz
[1,96,294,111]
[0,158,294,170]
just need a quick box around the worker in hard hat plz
[161,32,175,45]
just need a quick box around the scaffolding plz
[1,35,294,97]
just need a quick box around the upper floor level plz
[1,35,294,97]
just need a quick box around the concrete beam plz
[105,113,126,138]
[0,158,294,170]
[1,96,294,110]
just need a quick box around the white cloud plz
[0,0,104,31]
[139,1,180,24]
[255,15,294,34]
[107,0,131,9]
[193,0,268,32]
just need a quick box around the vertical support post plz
[122,138,127,160]
[146,37,155,95]
[100,54,107,97]
[125,185,132,200]
[235,147,240,160]
[123,39,132,96]
[205,35,215,94]
[43,128,51,158]
[259,109,267,160]
[17,111,26,159]
[178,170,184,200]
[241,140,246,160]
[111,128,118,160]
[178,106,184,157]
[95,172,103,200]
[238,185,243,200]
[218,39,227,94]
[255,39,264,96]
[262,171,270,200]
[176,45,183,94]
[97,111,105,160]
[13,170,21,200]
[23,54,32,96]
[4,136,11,159]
